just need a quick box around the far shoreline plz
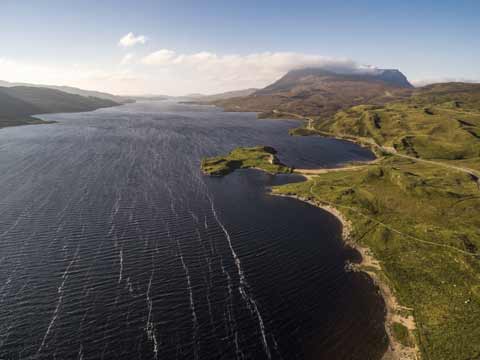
[1,101,129,132]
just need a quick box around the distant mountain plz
[185,93,207,98]
[0,86,121,129]
[256,68,412,95]
[128,89,258,103]
[214,68,413,119]
[131,95,169,101]
[176,88,258,105]
[0,80,133,104]
[189,88,258,102]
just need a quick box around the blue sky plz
[1,0,478,95]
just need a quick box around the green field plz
[316,83,480,161]
[201,146,293,176]
[272,155,480,359]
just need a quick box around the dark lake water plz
[0,101,387,359]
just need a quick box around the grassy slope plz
[0,86,119,114]
[272,156,480,359]
[0,116,56,129]
[0,86,120,129]
[320,83,480,161]
[201,146,292,176]
[272,83,480,359]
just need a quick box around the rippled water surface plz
[0,101,387,359]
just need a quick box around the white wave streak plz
[0,272,14,302]
[208,194,271,359]
[194,226,215,325]
[220,261,241,359]
[190,208,221,349]
[145,269,159,360]
[36,248,79,355]
[0,211,24,238]
[108,190,121,236]
[176,240,199,360]
[77,344,84,360]
[118,248,124,283]
[167,188,199,358]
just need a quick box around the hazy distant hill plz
[0,80,133,104]
[214,68,413,119]
[188,88,258,102]
[131,95,169,101]
[0,86,120,129]
[170,88,258,104]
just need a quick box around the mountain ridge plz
[0,80,133,104]
[0,85,122,129]
[214,67,413,119]
[255,68,412,96]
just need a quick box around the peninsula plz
[201,146,293,176]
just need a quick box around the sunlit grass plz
[273,156,480,359]
[201,146,293,176]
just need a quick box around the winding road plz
[273,109,480,188]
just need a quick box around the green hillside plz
[319,83,480,161]
[273,155,480,359]
[0,79,133,103]
[212,81,480,359]
[282,82,480,359]
[0,86,120,129]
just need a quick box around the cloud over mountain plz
[142,49,177,65]
[138,50,385,94]
[141,50,377,75]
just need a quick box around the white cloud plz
[118,32,147,48]
[142,49,177,65]
[0,57,143,94]
[120,53,135,65]
[141,50,375,73]
[411,77,480,87]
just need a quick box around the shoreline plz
[271,192,420,360]
[204,103,420,358]
[0,102,128,132]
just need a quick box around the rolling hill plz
[0,86,121,129]
[321,82,480,160]
[0,80,133,104]
[186,88,258,102]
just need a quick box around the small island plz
[201,146,293,176]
